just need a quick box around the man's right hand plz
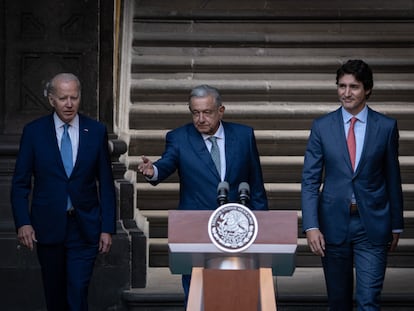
[17,225,37,251]
[306,228,325,257]
[138,155,154,178]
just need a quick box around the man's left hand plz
[99,233,112,254]
[388,232,400,252]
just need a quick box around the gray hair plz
[45,73,81,97]
[189,85,222,107]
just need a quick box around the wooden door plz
[1,0,99,134]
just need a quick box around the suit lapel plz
[187,125,220,178]
[72,115,87,174]
[222,122,236,180]
[355,107,378,175]
[47,114,69,177]
[331,109,354,172]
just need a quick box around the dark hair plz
[336,59,373,99]
[189,85,222,107]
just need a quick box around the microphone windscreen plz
[217,181,230,192]
[238,182,250,193]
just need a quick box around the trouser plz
[182,274,191,309]
[322,213,388,311]
[36,216,98,311]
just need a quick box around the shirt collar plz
[341,105,368,124]
[202,122,224,141]
[53,113,79,130]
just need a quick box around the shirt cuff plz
[305,227,319,232]
[145,165,158,181]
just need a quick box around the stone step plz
[131,155,414,184]
[147,236,414,269]
[129,78,414,102]
[132,26,414,48]
[122,267,414,311]
[131,55,414,74]
[141,210,414,239]
[135,183,414,211]
[143,209,414,269]
[133,2,414,20]
[129,103,414,131]
[128,130,414,157]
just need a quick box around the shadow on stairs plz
[122,267,414,311]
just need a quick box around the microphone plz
[238,182,250,206]
[217,181,229,206]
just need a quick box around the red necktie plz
[347,117,357,170]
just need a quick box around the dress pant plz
[36,215,98,311]
[321,212,388,311]
[182,274,191,308]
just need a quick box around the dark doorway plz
[1,0,112,134]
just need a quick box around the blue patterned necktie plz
[61,124,73,176]
[208,136,221,175]
[61,124,73,210]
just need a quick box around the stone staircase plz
[119,0,414,309]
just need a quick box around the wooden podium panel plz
[187,267,277,311]
[203,269,260,311]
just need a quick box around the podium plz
[168,208,297,311]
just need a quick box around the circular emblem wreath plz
[208,203,258,253]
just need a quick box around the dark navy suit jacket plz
[301,107,404,245]
[11,113,116,244]
[151,121,268,211]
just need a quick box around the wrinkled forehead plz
[189,95,217,110]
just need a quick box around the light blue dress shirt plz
[341,105,368,171]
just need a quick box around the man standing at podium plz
[301,59,404,310]
[138,84,268,304]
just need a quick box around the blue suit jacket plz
[151,121,268,210]
[301,107,404,245]
[11,114,116,244]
